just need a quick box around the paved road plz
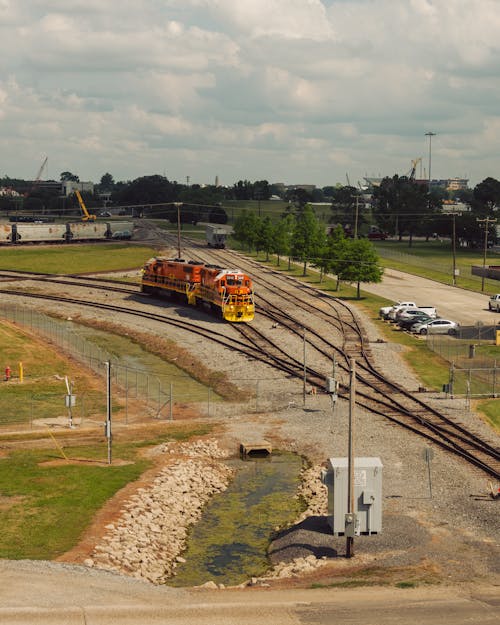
[0,561,498,625]
[362,268,498,326]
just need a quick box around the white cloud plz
[0,0,499,185]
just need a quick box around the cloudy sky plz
[1,0,499,188]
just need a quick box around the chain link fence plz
[376,246,500,292]
[426,333,500,399]
[0,303,299,431]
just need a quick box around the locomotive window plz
[220,280,225,286]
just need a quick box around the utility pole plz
[105,361,112,465]
[346,357,356,558]
[445,212,458,286]
[303,328,307,407]
[477,217,497,291]
[175,202,182,258]
[351,194,360,239]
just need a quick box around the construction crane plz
[25,156,48,196]
[408,157,422,180]
[74,189,96,221]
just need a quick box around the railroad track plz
[1,244,498,479]
[172,240,500,479]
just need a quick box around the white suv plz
[488,294,500,312]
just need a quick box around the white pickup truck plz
[380,301,437,320]
[488,294,500,312]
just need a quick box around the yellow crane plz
[74,189,96,221]
[408,157,422,180]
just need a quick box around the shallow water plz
[168,452,305,587]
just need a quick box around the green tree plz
[273,214,295,266]
[471,177,500,216]
[60,171,80,182]
[373,175,439,246]
[338,238,383,298]
[113,175,180,206]
[99,173,115,189]
[291,204,325,276]
[330,185,359,232]
[317,225,349,288]
[233,210,260,252]
[256,216,274,261]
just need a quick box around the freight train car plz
[0,221,134,244]
[141,257,255,322]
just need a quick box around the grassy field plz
[0,424,211,559]
[0,243,157,273]
[373,239,500,293]
[0,321,108,426]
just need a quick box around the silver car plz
[411,318,459,335]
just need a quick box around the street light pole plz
[425,132,436,192]
[445,212,458,286]
[477,217,497,291]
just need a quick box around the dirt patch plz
[0,495,25,511]
[39,458,133,467]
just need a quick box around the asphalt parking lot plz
[362,268,499,328]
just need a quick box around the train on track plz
[0,221,133,244]
[141,257,255,322]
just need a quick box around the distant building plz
[364,176,469,191]
[447,178,469,191]
[271,182,317,194]
[0,186,21,197]
[61,180,94,196]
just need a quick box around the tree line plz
[2,168,500,248]
[233,204,383,298]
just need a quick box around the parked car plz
[488,294,500,312]
[379,301,418,319]
[411,319,459,335]
[99,211,112,217]
[395,307,437,323]
[398,313,433,330]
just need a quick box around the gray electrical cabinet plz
[321,457,383,536]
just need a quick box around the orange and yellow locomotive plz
[141,258,255,322]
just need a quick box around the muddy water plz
[168,452,305,587]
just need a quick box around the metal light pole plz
[477,217,497,291]
[425,132,436,192]
[445,212,458,286]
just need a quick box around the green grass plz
[373,239,500,293]
[0,426,211,560]
[0,243,157,274]
[475,399,500,430]
[0,322,109,425]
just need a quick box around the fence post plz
[170,382,173,420]
[494,360,497,398]
[125,367,129,424]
